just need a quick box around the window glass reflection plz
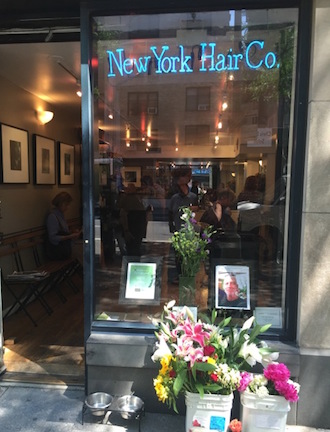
[92,8,298,328]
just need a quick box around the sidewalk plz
[0,382,329,432]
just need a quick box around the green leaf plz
[260,323,272,333]
[173,370,186,396]
[194,362,216,372]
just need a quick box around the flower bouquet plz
[151,301,276,413]
[238,362,300,402]
[238,363,299,432]
[171,206,214,277]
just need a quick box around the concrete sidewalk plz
[0,382,329,432]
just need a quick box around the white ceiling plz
[0,41,81,111]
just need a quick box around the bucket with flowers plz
[238,363,300,432]
[171,207,214,305]
[151,301,276,432]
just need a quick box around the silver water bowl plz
[85,392,113,416]
[116,395,144,419]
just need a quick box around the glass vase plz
[179,275,196,306]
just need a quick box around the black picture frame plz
[0,123,29,183]
[58,142,75,185]
[33,134,56,185]
[119,256,163,305]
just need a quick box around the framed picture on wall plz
[0,123,29,183]
[33,134,56,185]
[121,166,141,187]
[58,142,75,184]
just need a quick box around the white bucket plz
[240,392,290,432]
[185,391,233,432]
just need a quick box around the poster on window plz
[125,262,157,300]
[215,265,250,310]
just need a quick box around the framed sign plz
[215,265,251,310]
[59,142,75,184]
[119,256,162,305]
[0,123,29,183]
[33,135,56,184]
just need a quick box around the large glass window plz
[91,8,298,331]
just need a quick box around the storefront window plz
[91,8,298,330]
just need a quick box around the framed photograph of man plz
[59,142,75,184]
[33,135,56,184]
[215,265,251,310]
[0,123,29,183]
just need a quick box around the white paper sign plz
[254,307,282,328]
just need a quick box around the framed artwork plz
[119,256,162,305]
[121,166,141,187]
[59,142,75,184]
[0,123,29,183]
[33,135,56,185]
[215,264,251,310]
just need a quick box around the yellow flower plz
[153,377,169,402]
[207,357,216,365]
[160,354,172,375]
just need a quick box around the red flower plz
[210,373,218,382]
[169,369,176,378]
[228,419,242,432]
[204,345,215,356]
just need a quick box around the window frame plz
[81,0,311,342]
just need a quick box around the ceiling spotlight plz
[76,89,82,97]
[36,110,54,125]
[147,140,151,147]
[126,141,130,147]
[214,134,220,145]
[108,113,114,120]
[222,101,228,111]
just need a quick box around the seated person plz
[46,192,81,260]
[200,191,236,232]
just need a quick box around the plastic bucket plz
[240,392,290,432]
[185,391,233,432]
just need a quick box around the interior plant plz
[238,362,300,402]
[151,301,277,413]
[171,206,214,278]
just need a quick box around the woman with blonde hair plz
[46,192,81,260]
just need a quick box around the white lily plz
[151,336,172,362]
[241,315,255,331]
[239,341,262,367]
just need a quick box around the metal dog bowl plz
[85,392,113,416]
[116,395,144,419]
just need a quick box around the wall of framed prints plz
[0,75,81,234]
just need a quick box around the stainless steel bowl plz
[85,392,113,416]
[116,395,144,419]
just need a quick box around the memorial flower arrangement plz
[238,362,300,402]
[171,207,214,277]
[151,301,276,412]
